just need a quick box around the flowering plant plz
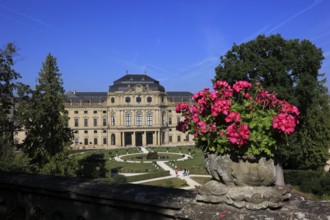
[176,80,300,157]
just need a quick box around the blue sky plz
[1,0,330,93]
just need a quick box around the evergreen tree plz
[214,34,330,169]
[22,54,73,172]
[0,42,29,171]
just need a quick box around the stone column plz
[120,132,123,147]
[132,132,136,147]
[152,131,156,146]
[156,131,159,146]
[142,132,146,146]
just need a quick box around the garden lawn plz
[190,176,212,185]
[141,177,188,188]
[166,149,208,175]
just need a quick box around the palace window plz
[111,115,115,126]
[103,137,107,145]
[177,136,181,142]
[168,116,172,125]
[94,138,98,145]
[162,112,165,125]
[136,114,142,126]
[147,114,152,126]
[136,96,141,103]
[74,111,78,114]
[125,97,131,103]
[84,119,88,127]
[74,119,79,127]
[93,118,98,127]
[111,97,115,103]
[93,110,97,114]
[103,118,107,126]
[126,114,131,126]
[84,111,88,114]
[84,138,88,145]
[94,130,97,134]
[111,134,116,145]
[147,97,152,103]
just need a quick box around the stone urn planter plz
[175,80,300,210]
[196,154,292,210]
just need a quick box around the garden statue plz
[176,80,299,210]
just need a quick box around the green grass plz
[190,176,212,185]
[72,146,207,177]
[148,146,194,154]
[166,149,208,175]
[120,152,184,161]
[105,160,158,174]
[141,177,188,188]
[125,171,170,182]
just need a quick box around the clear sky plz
[1,0,330,93]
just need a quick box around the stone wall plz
[0,171,330,220]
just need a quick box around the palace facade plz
[65,74,194,149]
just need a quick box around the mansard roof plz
[65,91,107,103]
[167,91,193,103]
[109,74,165,92]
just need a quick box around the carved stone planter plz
[196,154,292,210]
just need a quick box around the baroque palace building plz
[65,74,194,149]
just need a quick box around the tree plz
[0,42,29,171]
[21,54,73,173]
[214,34,330,170]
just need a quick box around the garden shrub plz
[284,170,330,198]
[110,175,127,184]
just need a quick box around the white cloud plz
[266,0,324,35]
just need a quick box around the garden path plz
[134,147,201,189]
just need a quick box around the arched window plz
[111,134,116,145]
[111,115,115,126]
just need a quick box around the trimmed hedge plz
[284,170,330,198]
[125,171,170,182]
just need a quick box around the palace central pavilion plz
[65,74,194,149]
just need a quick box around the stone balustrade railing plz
[0,171,330,219]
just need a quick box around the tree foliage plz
[214,34,330,169]
[21,54,73,172]
[0,42,30,171]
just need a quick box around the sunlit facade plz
[65,74,194,149]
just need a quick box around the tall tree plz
[0,42,29,170]
[214,34,330,169]
[22,54,73,172]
